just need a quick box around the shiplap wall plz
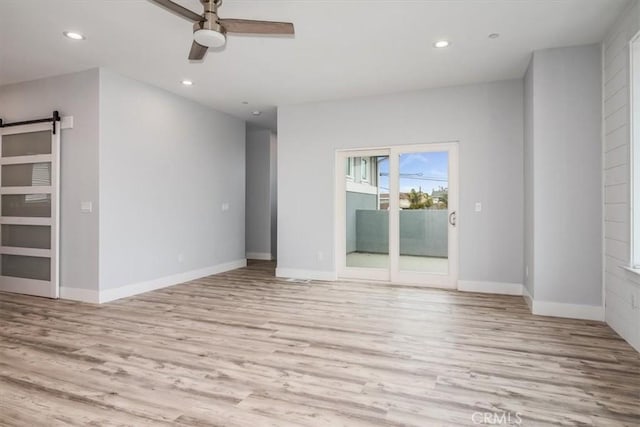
[603,0,640,352]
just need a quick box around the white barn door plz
[0,122,60,298]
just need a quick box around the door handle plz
[449,211,457,227]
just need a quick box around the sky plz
[377,151,448,194]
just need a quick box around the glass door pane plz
[2,224,51,249]
[1,254,51,281]
[345,155,390,269]
[2,131,51,157]
[2,162,52,186]
[397,151,449,274]
[1,194,51,217]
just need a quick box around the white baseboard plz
[60,259,246,304]
[521,286,604,321]
[458,280,523,296]
[99,259,247,303]
[522,286,533,310]
[276,268,336,281]
[531,300,604,321]
[99,259,246,303]
[60,286,100,304]
[246,252,273,261]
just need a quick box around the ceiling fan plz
[149,0,295,60]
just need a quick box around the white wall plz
[525,44,603,311]
[603,0,640,351]
[278,79,524,284]
[99,69,246,291]
[246,127,273,259]
[0,69,100,292]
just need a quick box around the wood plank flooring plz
[0,260,638,426]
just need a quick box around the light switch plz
[221,202,230,211]
[80,201,93,213]
[475,202,482,212]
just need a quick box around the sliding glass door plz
[337,143,458,288]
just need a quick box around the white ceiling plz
[0,0,629,130]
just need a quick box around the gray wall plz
[354,209,448,257]
[99,69,245,290]
[246,127,273,258]
[278,79,524,282]
[0,69,100,291]
[602,0,640,351]
[526,45,602,306]
[346,191,377,253]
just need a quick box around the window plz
[345,157,354,181]
[361,158,369,182]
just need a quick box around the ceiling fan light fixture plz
[194,28,226,48]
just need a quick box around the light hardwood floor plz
[0,260,638,426]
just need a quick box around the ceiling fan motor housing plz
[193,0,226,48]
[193,20,226,47]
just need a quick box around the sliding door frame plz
[336,142,459,288]
[390,143,459,288]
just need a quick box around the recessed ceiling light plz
[63,31,85,40]
[434,40,450,48]
[181,80,194,86]
[252,111,262,116]
[488,33,500,39]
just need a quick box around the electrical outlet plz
[178,254,184,263]
[475,202,482,212]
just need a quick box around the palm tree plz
[408,188,432,209]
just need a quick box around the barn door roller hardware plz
[0,111,61,134]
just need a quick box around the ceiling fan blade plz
[220,19,294,35]
[149,0,202,22]
[188,40,208,60]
